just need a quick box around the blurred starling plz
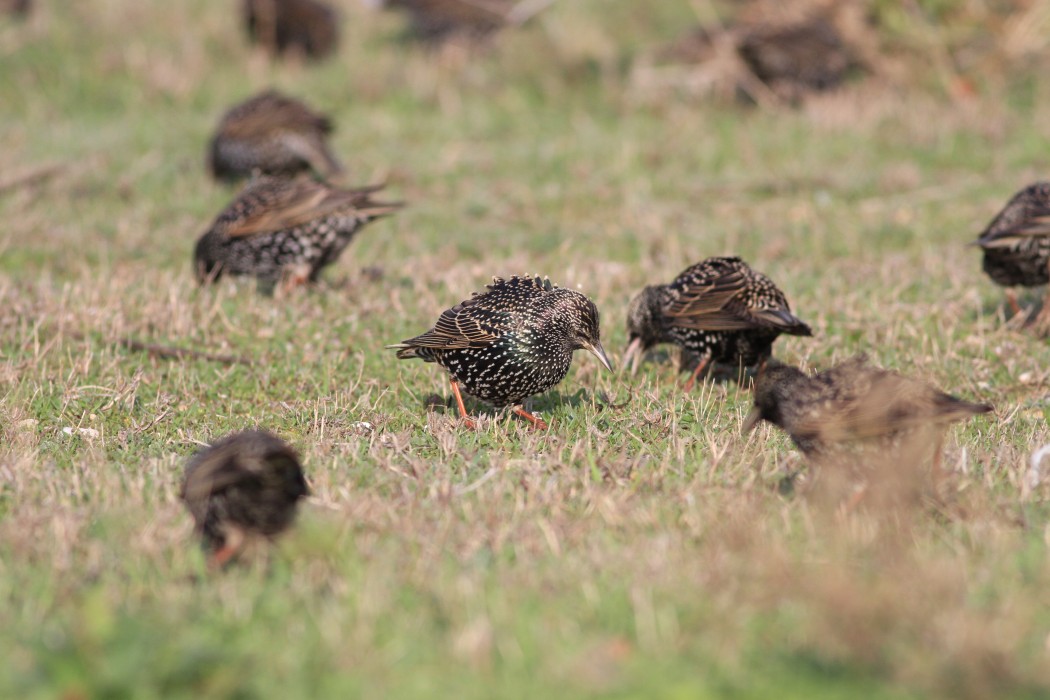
[625,256,811,390]
[743,355,993,463]
[974,182,1050,330]
[378,0,539,45]
[243,0,339,60]
[737,19,854,101]
[0,0,30,17]
[194,174,402,290]
[388,275,612,429]
[208,91,344,182]
[181,430,309,568]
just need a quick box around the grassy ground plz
[2,1,1049,697]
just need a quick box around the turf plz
[1,1,1049,698]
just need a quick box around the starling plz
[624,256,812,390]
[388,275,612,429]
[974,182,1050,330]
[181,430,309,568]
[743,355,993,464]
[243,0,339,60]
[0,0,30,17]
[208,91,344,182]
[194,174,402,289]
[377,0,539,45]
[737,19,854,102]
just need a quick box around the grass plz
[2,0,1050,697]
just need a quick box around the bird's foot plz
[208,543,238,570]
[1029,305,1050,338]
[449,380,478,430]
[512,406,549,430]
[682,356,712,392]
[276,264,312,297]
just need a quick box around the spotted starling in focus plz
[208,91,344,182]
[743,355,993,462]
[243,0,339,60]
[737,19,854,102]
[974,182,1050,331]
[181,430,309,568]
[624,256,811,390]
[388,275,613,429]
[195,175,401,290]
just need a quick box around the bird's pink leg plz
[512,406,549,430]
[682,356,712,392]
[450,379,477,430]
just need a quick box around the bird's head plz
[742,359,807,433]
[564,291,612,372]
[623,285,666,374]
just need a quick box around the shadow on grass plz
[420,387,620,423]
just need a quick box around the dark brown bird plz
[181,430,309,568]
[378,0,541,44]
[974,182,1050,331]
[194,175,402,290]
[624,256,811,390]
[743,355,993,464]
[388,275,612,429]
[243,0,339,60]
[737,19,854,101]
[0,0,31,17]
[208,91,344,182]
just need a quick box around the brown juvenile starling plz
[388,275,612,429]
[974,182,1050,331]
[181,430,309,568]
[743,355,993,463]
[194,174,402,289]
[624,256,812,390]
[208,91,344,182]
[243,0,339,60]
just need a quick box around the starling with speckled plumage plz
[625,256,811,390]
[743,355,993,460]
[974,182,1050,331]
[208,91,344,182]
[181,430,309,568]
[194,174,402,289]
[388,275,612,429]
[243,0,339,60]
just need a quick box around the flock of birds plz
[11,1,1042,567]
[181,80,1048,566]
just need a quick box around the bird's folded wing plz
[221,180,381,237]
[405,302,512,349]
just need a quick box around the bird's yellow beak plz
[584,341,613,372]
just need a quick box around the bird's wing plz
[1003,213,1050,241]
[398,276,550,349]
[400,301,511,349]
[792,369,985,442]
[218,179,387,238]
[278,132,344,176]
[663,271,774,331]
[978,192,1050,247]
